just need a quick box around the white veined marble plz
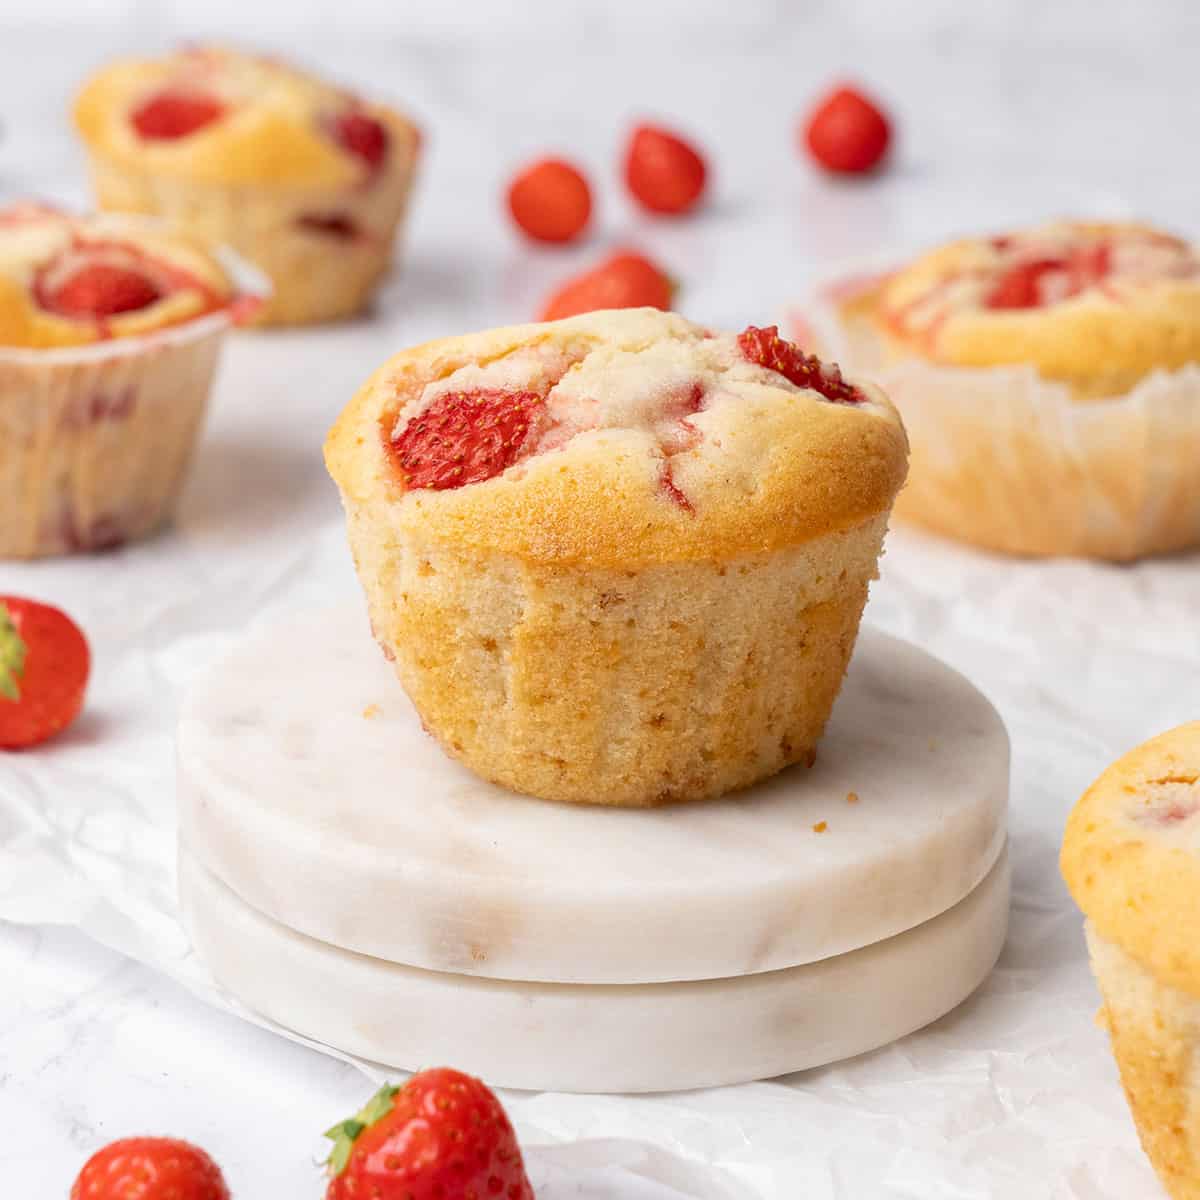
[180,845,1011,1094]
[177,609,1009,984]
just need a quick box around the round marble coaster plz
[177,607,1008,985]
[180,845,1010,1094]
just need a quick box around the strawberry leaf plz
[323,1083,399,1177]
[0,603,26,702]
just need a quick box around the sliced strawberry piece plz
[41,263,163,319]
[332,110,389,171]
[390,389,545,491]
[985,258,1068,309]
[737,325,863,404]
[131,90,226,140]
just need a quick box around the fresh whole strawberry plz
[803,84,891,175]
[391,388,545,491]
[0,596,90,749]
[738,325,863,404]
[70,1137,229,1200]
[507,157,592,243]
[623,123,708,215]
[131,90,226,140]
[332,110,390,171]
[324,1069,534,1200]
[539,250,674,321]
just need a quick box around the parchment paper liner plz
[797,266,1200,560]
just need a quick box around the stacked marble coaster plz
[177,608,1010,1093]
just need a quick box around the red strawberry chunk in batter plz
[42,263,162,319]
[331,110,389,171]
[131,90,226,139]
[737,325,863,404]
[390,389,545,491]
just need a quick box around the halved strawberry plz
[737,325,863,404]
[131,90,226,140]
[332,110,389,171]
[390,388,545,491]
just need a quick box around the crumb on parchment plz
[812,820,828,833]
[362,703,381,719]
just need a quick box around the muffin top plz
[1062,722,1200,997]
[74,45,419,189]
[0,203,235,349]
[857,221,1200,397]
[325,309,908,567]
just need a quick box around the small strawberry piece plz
[539,250,674,321]
[332,110,390,171]
[623,123,708,216]
[737,325,863,404]
[0,597,89,749]
[803,84,891,175]
[392,388,544,491]
[42,263,163,319]
[70,1137,229,1200]
[985,258,1065,309]
[296,212,362,239]
[986,243,1114,309]
[324,1069,533,1200]
[507,157,592,243]
[131,90,226,140]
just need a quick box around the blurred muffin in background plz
[807,220,1200,560]
[0,202,261,557]
[74,46,420,326]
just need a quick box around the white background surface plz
[1,1,1199,1195]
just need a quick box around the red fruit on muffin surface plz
[623,122,708,215]
[539,249,673,320]
[803,84,891,174]
[324,1069,533,1200]
[130,90,226,140]
[507,157,592,244]
[70,1136,229,1200]
[0,597,90,749]
[737,325,863,404]
[391,388,546,491]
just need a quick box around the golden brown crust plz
[325,309,909,569]
[1062,723,1200,996]
[861,221,1200,399]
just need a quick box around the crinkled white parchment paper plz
[1,318,1197,1199]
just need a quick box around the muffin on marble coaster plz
[0,202,258,558]
[1062,722,1200,1200]
[74,45,420,326]
[325,308,908,807]
[808,220,1200,560]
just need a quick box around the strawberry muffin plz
[74,45,420,326]
[0,202,258,558]
[1062,723,1200,1200]
[325,309,907,807]
[812,220,1200,559]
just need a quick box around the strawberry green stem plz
[324,1083,399,1177]
[0,603,26,702]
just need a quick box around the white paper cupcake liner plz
[797,266,1200,560]
[0,247,269,559]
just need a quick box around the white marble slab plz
[180,845,1010,1094]
[177,607,1009,984]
